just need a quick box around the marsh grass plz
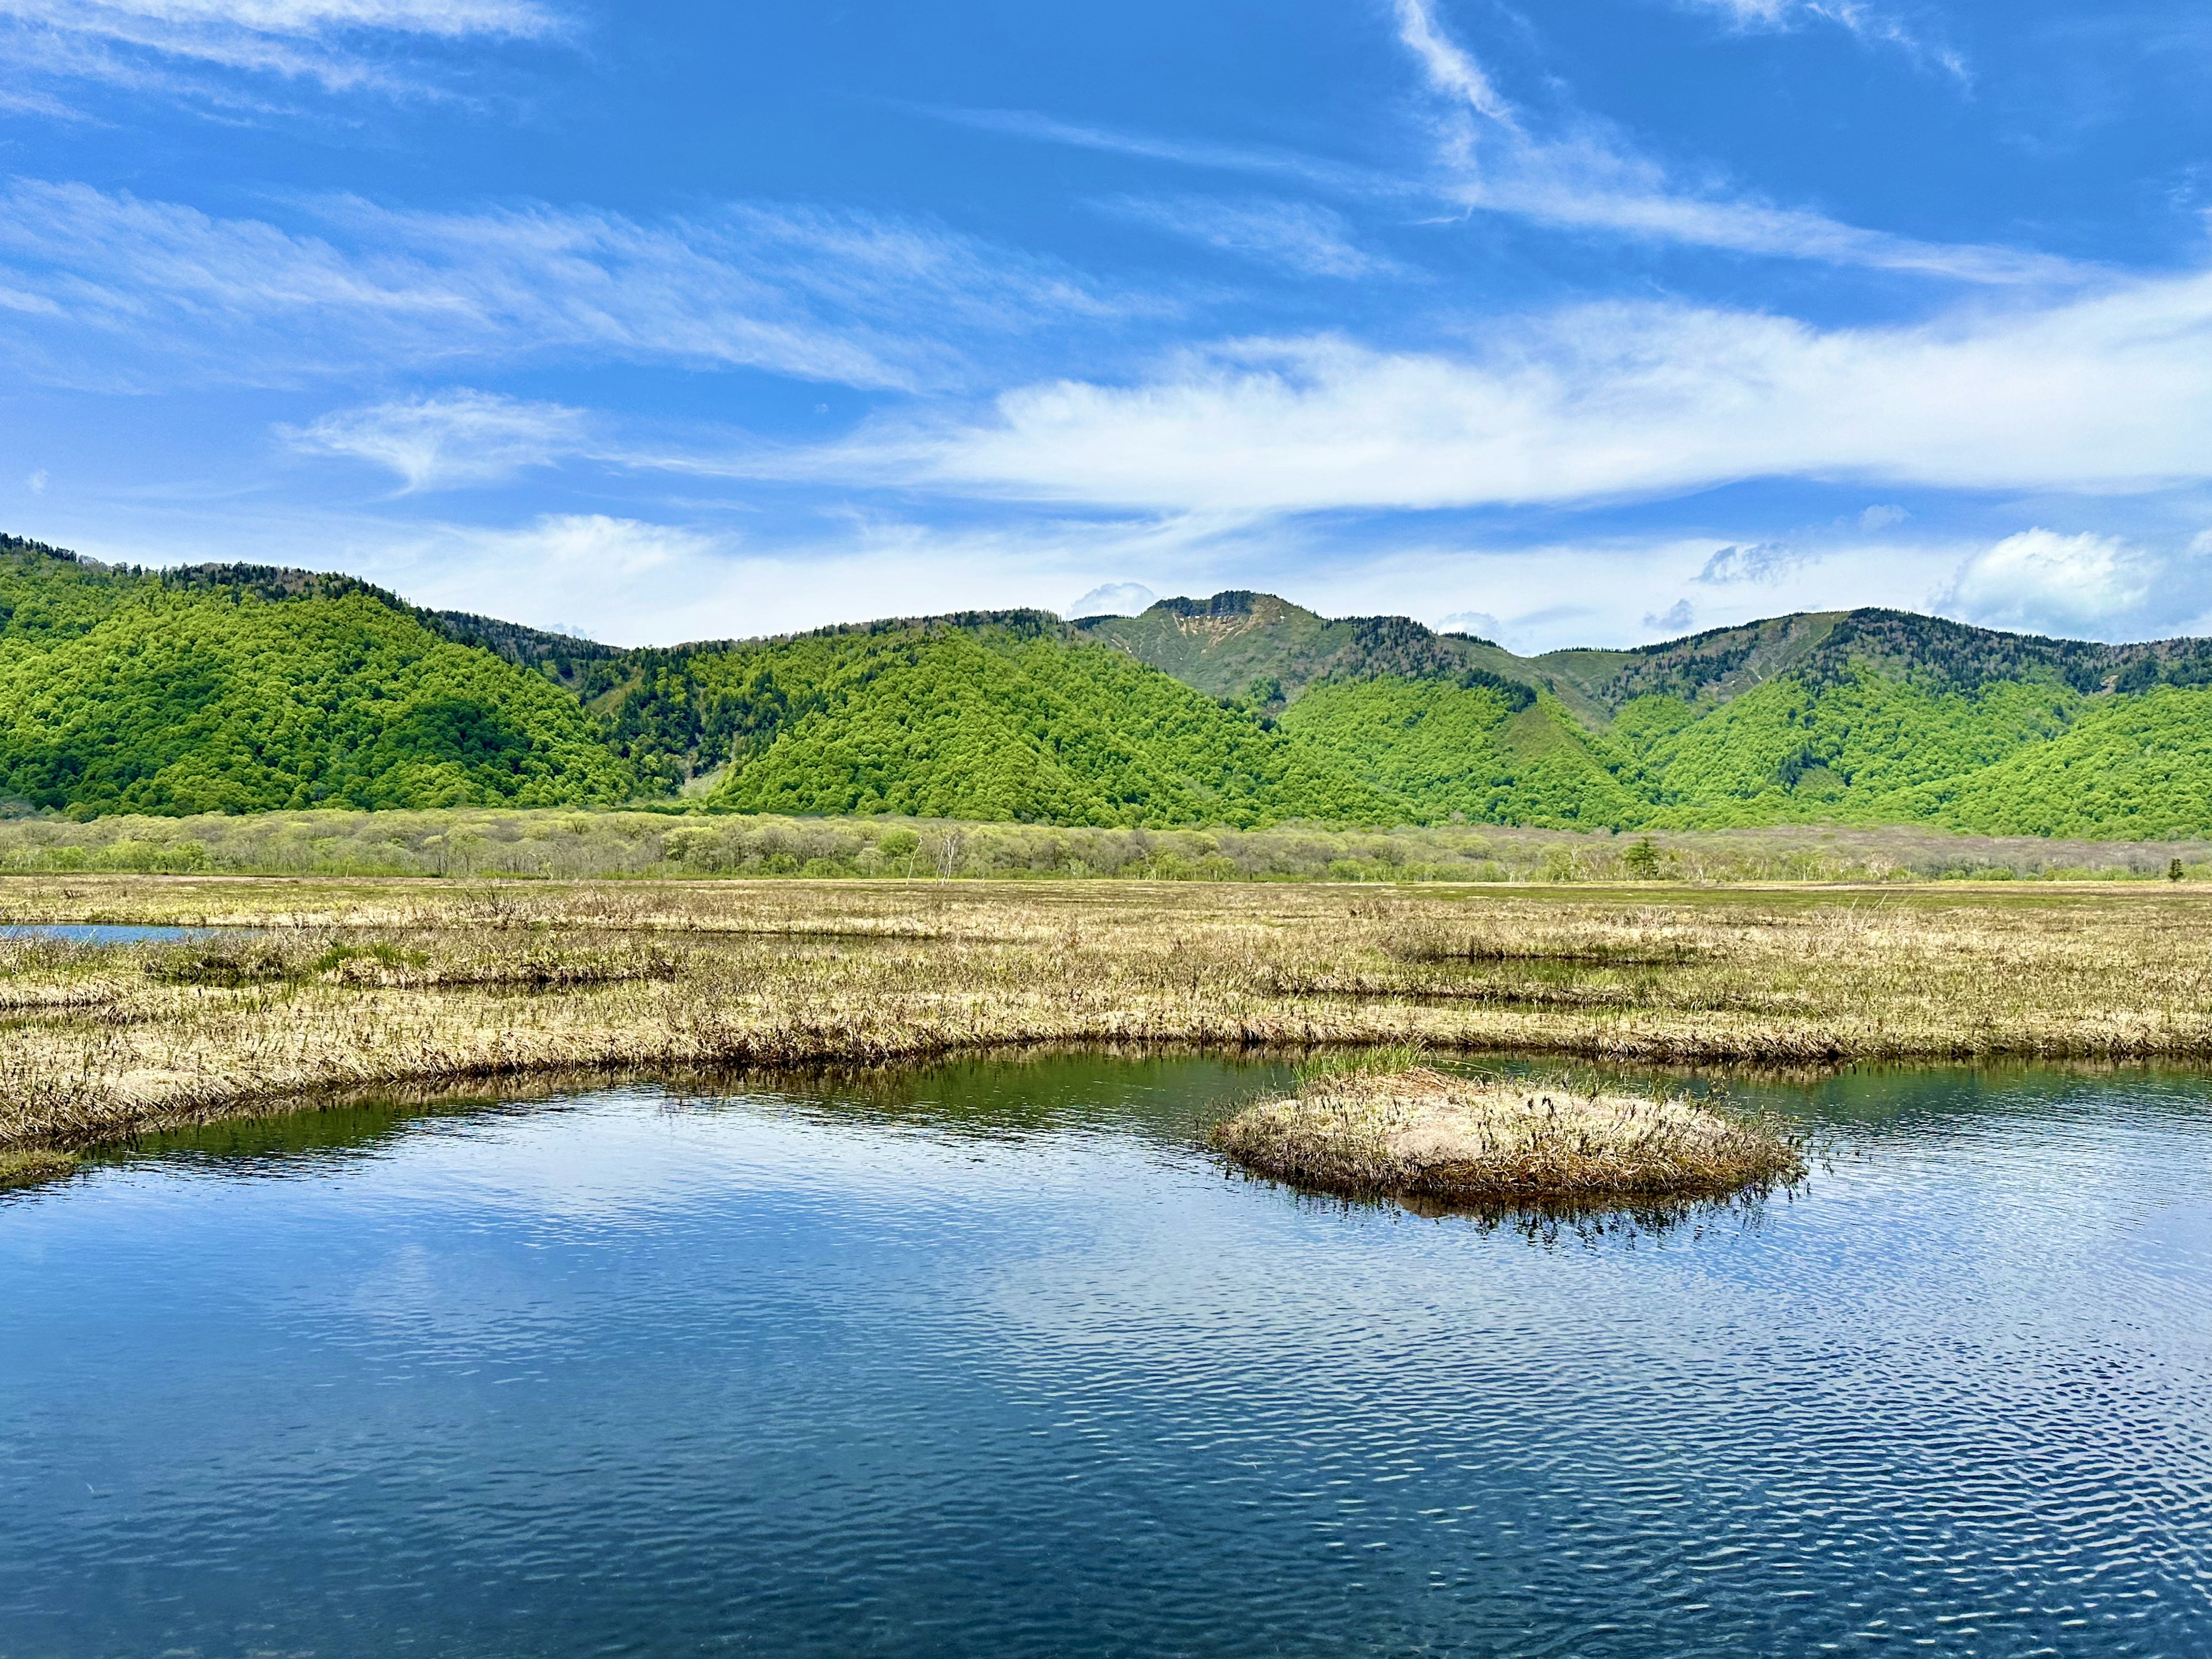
[7,874,2212,1156]
[6,806,2212,885]
[1389,926,1709,968]
[0,1146,80,1189]
[1293,1043,1434,1087]
[1214,1066,1804,1205]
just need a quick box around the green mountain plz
[0,537,634,816]
[1065,590,2212,837]
[1074,590,1532,706]
[579,611,1391,825]
[13,526,2212,840]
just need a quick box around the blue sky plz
[2,0,2209,650]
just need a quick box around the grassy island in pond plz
[1215,1059,1804,1206]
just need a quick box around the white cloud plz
[1095,195,1396,279]
[1435,608,1504,639]
[382,514,729,646]
[287,391,589,489]
[0,0,559,98]
[26,468,47,493]
[1275,532,1851,652]
[935,85,2070,287]
[1392,0,1517,127]
[1679,0,1964,75]
[272,509,1248,647]
[0,180,1120,393]
[833,270,2212,512]
[0,82,84,115]
[69,472,2173,653]
[929,107,1397,200]
[1067,581,1157,618]
[1942,529,2154,634]
[1698,541,1813,583]
[1392,0,2050,282]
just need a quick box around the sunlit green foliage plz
[1886,686,2212,839]
[681,626,1393,825]
[1616,672,2081,825]
[1273,661,2212,839]
[0,550,634,816]
[13,532,2212,841]
[1279,677,1644,828]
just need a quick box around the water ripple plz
[2,1055,2210,1656]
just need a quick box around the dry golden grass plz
[7,873,2212,1154]
[1213,1062,1802,1203]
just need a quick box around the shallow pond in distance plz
[3,1054,2211,1657]
[0,923,240,945]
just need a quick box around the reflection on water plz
[5,1054,2212,1657]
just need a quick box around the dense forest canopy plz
[0,542,633,816]
[7,532,2212,839]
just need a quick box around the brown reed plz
[1212,1063,1803,1203]
[5,873,2212,1156]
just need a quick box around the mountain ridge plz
[10,529,2212,838]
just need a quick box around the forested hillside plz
[1073,591,2212,838]
[1074,590,1552,714]
[0,538,633,815]
[12,528,2212,840]
[585,615,1393,825]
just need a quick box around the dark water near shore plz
[4,1056,2211,1657]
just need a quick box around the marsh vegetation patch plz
[1213,1054,1805,1208]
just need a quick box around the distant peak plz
[1154,591,1262,619]
[1148,590,1318,625]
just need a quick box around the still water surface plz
[3,1056,2211,1657]
[0,923,237,945]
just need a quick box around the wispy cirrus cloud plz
[939,78,2080,289]
[1390,0,1517,127]
[0,0,562,101]
[1391,0,2050,281]
[1093,194,1401,279]
[0,179,1128,393]
[1696,541,1814,584]
[1676,0,1965,76]
[926,106,1402,198]
[286,389,590,489]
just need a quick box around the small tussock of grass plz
[1294,1043,1433,1087]
[1388,916,1710,968]
[0,1146,80,1189]
[144,941,296,986]
[312,940,678,990]
[1214,1065,1803,1205]
[140,934,680,992]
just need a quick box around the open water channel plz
[3,1054,2210,1657]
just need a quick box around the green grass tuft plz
[0,1147,80,1189]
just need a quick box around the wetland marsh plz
[10,873,2212,1158]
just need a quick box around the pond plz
[0,923,242,945]
[3,1055,2210,1657]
